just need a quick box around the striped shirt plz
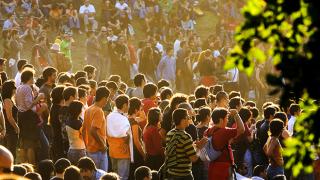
[165,129,196,177]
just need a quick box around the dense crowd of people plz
[0,0,320,180]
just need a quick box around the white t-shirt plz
[227,67,239,82]
[15,72,22,87]
[173,39,181,57]
[156,42,164,54]
[115,2,129,11]
[288,116,296,136]
[79,4,96,14]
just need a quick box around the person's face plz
[80,169,93,180]
[49,72,57,83]
[84,1,89,6]
[167,50,173,57]
[221,114,229,127]
[222,97,229,108]
[181,115,191,128]
[27,76,34,85]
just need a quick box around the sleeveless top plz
[129,118,144,165]
[3,99,18,135]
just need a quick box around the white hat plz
[50,43,60,51]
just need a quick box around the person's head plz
[147,107,161,127]
[229,97,242,111]
[165,46,173,57]
[253,165,267,179]
[38,159,54,180]
[270,119,284,137]
[58,73,72,84]
[64,166,81,180]
[63,87,78,102]
[1,80,16,99]
[106,81,118,98]
[272,175,287,180]
[193,98,207,109]
[143,83,158,99]
[216,91,229,108]
[100,172,120,180]
[20,163,34,173]
[178,102,196,118]
[281,99,295,114]
[264,106,276,120]
[211,108,229,127]
[0,58,6,71]
[115,94,129,112]
[77,157,97,180]
[151,170,159,180]
[173,108,190,128]
[51,85,65,105]
[69,100,84,120]
[54,158,71,175]
[250,107,259,119]
[95,86,110,107]
[43,67,57,84]
[228,91,241,99]
[0,145,13,174]
[134,166,152,180]
[21,68,35,85]
[274,112,288,127]
[160,88,173,101]
[74,71,88,81]
[211,85,224,95]
[17,59,28,72]
[133,74,146,88]
[169,93,188,110]
[262,102,274,110]
[13,165,27,176]
[289,104,301,117]
[128,97,142,116]
[76,77,90,87]
[196,106,211,124]
[108,75,121,85]
[24,172,42,180]
[194,86,209,99]
[157,79,170,89]
[78,87,88,102]
[239,107,252,123]
[244,101,256,108]
[83,65,96,80]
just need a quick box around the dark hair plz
[253,165,265,176]
[115,94,129,109]
[74,71,87,81]
[98,80,108,87]
[157,79,170,89]
[271,175,286,180]
[0,72,8,85]
[89,80,97,89]
[193,98,207,109]
[21,68,35,84]
[133,74,146,87]
[270,119,284,137]
[194,86,209,99]
[207,94,216,104]
[76,77,89,87]
[108,75,121,84]
[134,166,152,180]
[78,85,90,91]
[262,102,274,110]
[38,159,54,180]
[264,106,276,119]
[69,101,83,120]
[289,104,300,116]
[119,82,127,92]
[196,107,211,123]
[54,158,71,174]
[42,67,57,82]
[229,91,241,99]
[58,73,72,84]
[250,107,259,119]
[22,64,34,70]
[51,86,65,104]
[83,65,96,75]
[274,112,288,125]
[100,172,120,180]
[211,108,229,124]
[24,172,42,180]
[143,83,158,98]
[229,97,242,109]
[20,163,34,173]
[147,108,161,126]
[64,166,81,180]
[77,157,96,171]
[244,101,256,107]
[17,59,28,71]
[78,88,88,99]
[239,107,252,123]
[35,77,45,88]
[106,81,118,91]
[63,87,77,101]
[216,91,228,102]
[211,85,224,95]
[173,108,188,126]
[13,165,27,176]
[1,80,16,99]
[160,88,173,101]
[169,93,187,110]
[128,98,142,115]
[95,86,110,102]
[280,99,295,113]
[151,170,159,180]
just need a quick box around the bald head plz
[0,145,13,174]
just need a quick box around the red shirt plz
[142,98,157,114]
[143,125,164,156]
[232,123,251,143]
[87,95,94,106]
[205,126,237,180]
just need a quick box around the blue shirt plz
[157,55,176,81]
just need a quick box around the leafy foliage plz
[226,0,320,176]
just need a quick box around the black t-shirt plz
[197,126,208,139]
[185,124,198,141]
[3,99,18,135]
[161,109,174,134]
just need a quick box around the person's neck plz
[214,123,224,128]
[65,100,72,106]
[175,125,185,130]
[45,81,53,86]
[117,108,125,114]
[94,101,103,108]
[56,173,64,179]
[197,121,208,128]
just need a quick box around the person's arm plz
[152,128,164,155]
[0,107,5,139]
[230,109,245,137]
[132,124,146,158]
[282,129,290,139]
[90,127,107,151]
[159,128,166,143]
[3,99,19,134]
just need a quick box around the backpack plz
[198,136,222,162]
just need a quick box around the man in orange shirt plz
[82,87,110,171]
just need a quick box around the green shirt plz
[60,40,72,60]
[165,129,196,177]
